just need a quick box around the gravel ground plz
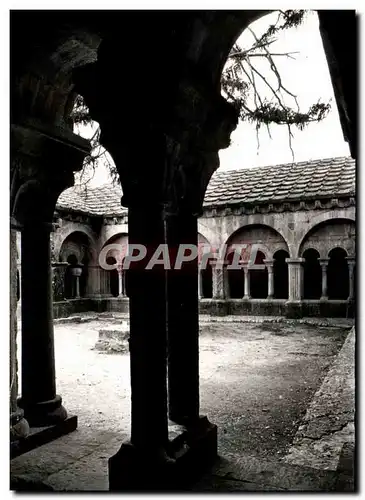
[17,318,350,461]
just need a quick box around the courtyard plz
[12,314,354,491]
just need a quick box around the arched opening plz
[327,247,349,299]
[106,256,119,297]
[303,248,322,299]
[273,250,289,299]
[226,252,244,298]
[250,250,268,299]
[201,259,213,298]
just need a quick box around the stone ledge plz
[10,415,78,460]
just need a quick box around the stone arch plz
[101,233,129,297]
[224,224,289,261]
[298,217,355,259]
[58,230,93,264]
[55,223,97,262]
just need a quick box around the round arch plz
[55,223,97,262]
[298,216,355,259]
[224,223,289,262]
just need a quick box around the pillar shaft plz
[286,258,304,302]
[118,269,125,297]
[347,257,356,299]
[198,268,203,299]
[10,227,29,439]
[243,265,251,299]
[166,212,199,424]
[19,222,67,425]
[128,206,168,450]
[319,258,329,299]
[264,260,274,299]
[212,264,225,299]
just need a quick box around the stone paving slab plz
[283,326,355,472]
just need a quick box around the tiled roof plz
[57,184,125,216]
[203,156,355,208]
[56,156,355,216]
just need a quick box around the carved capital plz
[11,124,90,224]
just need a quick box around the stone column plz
[264,259,275,299]
[346,257,356,300]
[286,258,304,302]
[10,226,29,441]
[212,261,225,299]
[70,265,83,299]
[86,264,103,298]
[165,211,199,425]
[118,269,126,297]
[127,205,169,450]
[73,40,238,488]
[198,267,203,299]
[319,258,329,300]
[242,264,251,299]
[18,221,67,426]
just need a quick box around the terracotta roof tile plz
[203,156,355,208]
[56,156,355,216]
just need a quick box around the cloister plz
[10,10,356,491]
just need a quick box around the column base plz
[10,408,30,442]
[320,296,329,302]
[11,415,77,459]
[18,394,68,427]
[109,416,217,491]
[285,301,303,319]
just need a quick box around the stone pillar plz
[319,258,329,300]
[198,267,203,299]
[212,262,225,299]
[86,264,103,298]
[346,257,356,300]
[18,222,67,426]
[118,269,126,297]
[73,38,238,489]
[70,265,83,299]
[10,226,29,441]
[165,212,199,425]
[285,258,304,318]
[243,264,251,299]
[264,259,275,299]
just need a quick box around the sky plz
[75,10,350,187]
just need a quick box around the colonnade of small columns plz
[198,255,356,302]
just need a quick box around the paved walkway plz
[11,314,354,491]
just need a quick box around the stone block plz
[93,322,130,354]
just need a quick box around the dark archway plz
[273,250,289,299]
[250,250,268,299]
[201,259,213,298]
[106,256,119,297]
[303,248,322,299]
[227,252,244,298]
[327,247,349,299]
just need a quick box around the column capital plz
[346,256,356,264]
[318,258,329,264]
[285,258,305,264]
[11,123,90,225]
